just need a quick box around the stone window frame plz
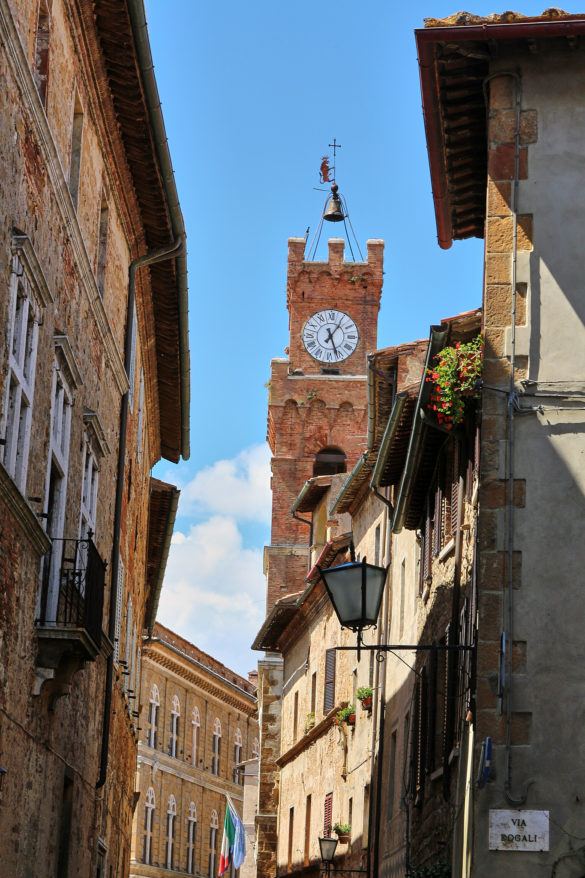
[1,237,52,493]
[252,737,259,758]
[191,706,200,767]
[212,718,221,776]
[147,684,160,749]
[165,793,177,869]
[33,0,50,108]
[42,335,82,623]
[233,727,243,784]
[78,410,108,543]
[186,801,197,874]
[169,694,180,758]
[143,787,155,865]
[209,809,219,878]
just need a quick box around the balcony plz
[35,537,107,696]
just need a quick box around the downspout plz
[97,239,184,789]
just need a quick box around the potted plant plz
[335,704,356,726]
[304,711,315,734]
[332,822,351,844]
[425,334,483,429]
[356,686,373,710]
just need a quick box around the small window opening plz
[313,447,346,477]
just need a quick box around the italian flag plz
[219,800,245,876]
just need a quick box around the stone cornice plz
[0,461,51,556]
[11,235,53,307]
[138,745,244,801]
[0,0,128,395]
[142,647,256,715]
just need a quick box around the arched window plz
[252,737,260,758]
[209,809,219,878]
[33,1,50,107]
[169,694,180,758]
[166,794,177,869]
[186,802,197,874]
[192,706,200,767]
[233,728,243,784]
[142,787,155,864]
[212,718,221,776]
[313,447,346,477]
[147,685,159,749]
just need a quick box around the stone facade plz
[130,624,258,878]
[0,2,188,876]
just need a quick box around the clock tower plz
[265,235,384,611]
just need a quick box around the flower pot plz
[347,713,355,725]
[336,832,350,844]
[359,696,372,710]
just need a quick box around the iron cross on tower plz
[329,138,341,181]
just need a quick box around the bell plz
[323,184,344,222]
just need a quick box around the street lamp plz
[319,835,338,866]
[318,557,388,656]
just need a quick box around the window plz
[147,685,159,749]
[399,558,406,640]
[123,596,132,694]
[362,785,370,849]
[79,417,103,542]
[127,302,137,410]
[212,719,221,775]
[323,792,333,837]
[43,338,80,622]
[304,795,311,866]
[310,672,317,715]
[209,810,219,878]
[293,692,299,743]
[252,737,259,758]
[313,446,346,477]
[96,193,109,297]
[57,772,74,877]
[233,727,243,784]
[166,795,176,869]
[324,649,336,713]
[137,369,145,461]
[68,92,83,209]
[1,249,44,490]
[33,1,50,107]
[169,695,180,758]
[192,706,200,766]
[287,807,294,872]
[374,524,381,566]
[113,557,123,665]
[186,802,197,874]
[142,788,155,864]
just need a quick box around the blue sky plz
[147,0,578,675]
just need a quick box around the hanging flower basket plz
[425,334,483,429]
[336,704,356,726]
[356,686,373,710]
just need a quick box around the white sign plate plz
[489,810,549,851]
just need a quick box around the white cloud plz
[178,444,271,523]
[156,514,266,677]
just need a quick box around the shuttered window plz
[323,792,333,837]
[324,649,336,713]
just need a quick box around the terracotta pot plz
[347,713,355,725]
[336,832,350,844]
[359,696,372,710]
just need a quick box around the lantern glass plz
[319,836,338,863]
[320,560,387,630]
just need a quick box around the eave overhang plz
[94,0,190,462]
[416,11,585,250]
[291,475,332,515]
[371,389,418,492]
[145,478,180,633]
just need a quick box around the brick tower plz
[264,236,384,611]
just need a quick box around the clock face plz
[302,309,359,363]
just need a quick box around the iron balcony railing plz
[38,537,105,649]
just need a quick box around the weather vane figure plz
[318,138,341,184]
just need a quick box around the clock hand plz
[325,328,339,355]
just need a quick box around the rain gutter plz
[127,0,191,461]
[392,327,448,533]
[329,452,373,517]
[416,18,585,251]
[370,391,410,512]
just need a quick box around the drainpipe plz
[97,238,184,789]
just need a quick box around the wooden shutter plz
[324,649,336,713]
[323,792,333,836]
[451,440,460,532]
